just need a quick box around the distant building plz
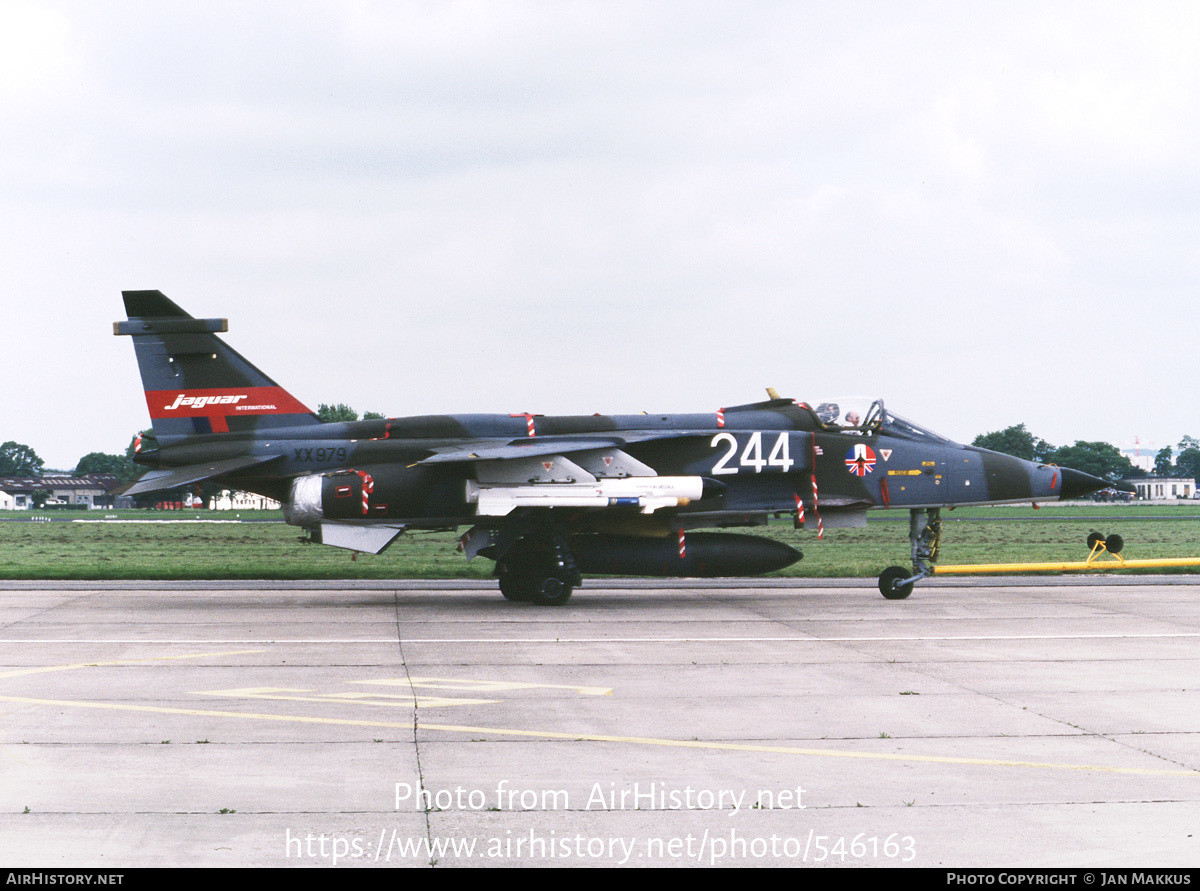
[208,489,280,511]
[0,474,124,509]
[1121,446,1157,474]
[1130,477,1195,500]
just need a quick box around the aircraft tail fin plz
[115,290,318,437]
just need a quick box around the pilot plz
[844,410,861,427]
[816,403,839,425]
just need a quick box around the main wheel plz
[879,566,915,600]
[498,572,533,601]
[528,575,573,606]
[497,534,579,606]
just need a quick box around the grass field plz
[2,504,1199,580]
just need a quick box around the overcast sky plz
[2,1,1197,469]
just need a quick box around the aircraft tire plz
[498,573,533,602]
[528,575,573,606]
[499,534,577,605]
[879,566,915,600]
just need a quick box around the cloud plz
[2,2,1199,466]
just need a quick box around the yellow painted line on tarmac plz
[2,652,1193,776]
[192,687,500,709]
[0,692,1194,777]
[412,725,1200,777]
[0,650,263,681]
[5,633,1200,644]
[355,677,613,696]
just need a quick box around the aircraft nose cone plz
[1058,467,1108,500]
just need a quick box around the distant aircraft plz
[116,291,1107,603]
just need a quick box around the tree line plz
[971,424,1200,484]
[0,403,386,484]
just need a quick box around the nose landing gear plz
[878,508,942,600]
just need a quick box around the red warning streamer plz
[812,475,823,539]
[810,439,823,539]
[355,470,374,515]
[510,413,538,437]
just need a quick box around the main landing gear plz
[878,508,942,600]
[495,532,582,606]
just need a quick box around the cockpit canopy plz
[809,397,884,432]
[805,397,951,444]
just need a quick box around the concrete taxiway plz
[1,577,1198,868]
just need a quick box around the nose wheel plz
[877,508,941,600]
[878,566,915,600]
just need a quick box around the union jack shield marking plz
[845,444,877,477]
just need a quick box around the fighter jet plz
[115,290,1107,603]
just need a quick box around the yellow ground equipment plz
[880,530,1200,600]
[934,532,1200,576]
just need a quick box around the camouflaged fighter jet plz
[116,290,1108,603]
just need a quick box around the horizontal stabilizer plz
[122,454,281,495]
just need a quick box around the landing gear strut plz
[878,508,942,600]
[495,532,582,606]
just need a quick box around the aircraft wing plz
[418,432,700,465]
[122,454,282,496]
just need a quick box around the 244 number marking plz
[711,432,793,475]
